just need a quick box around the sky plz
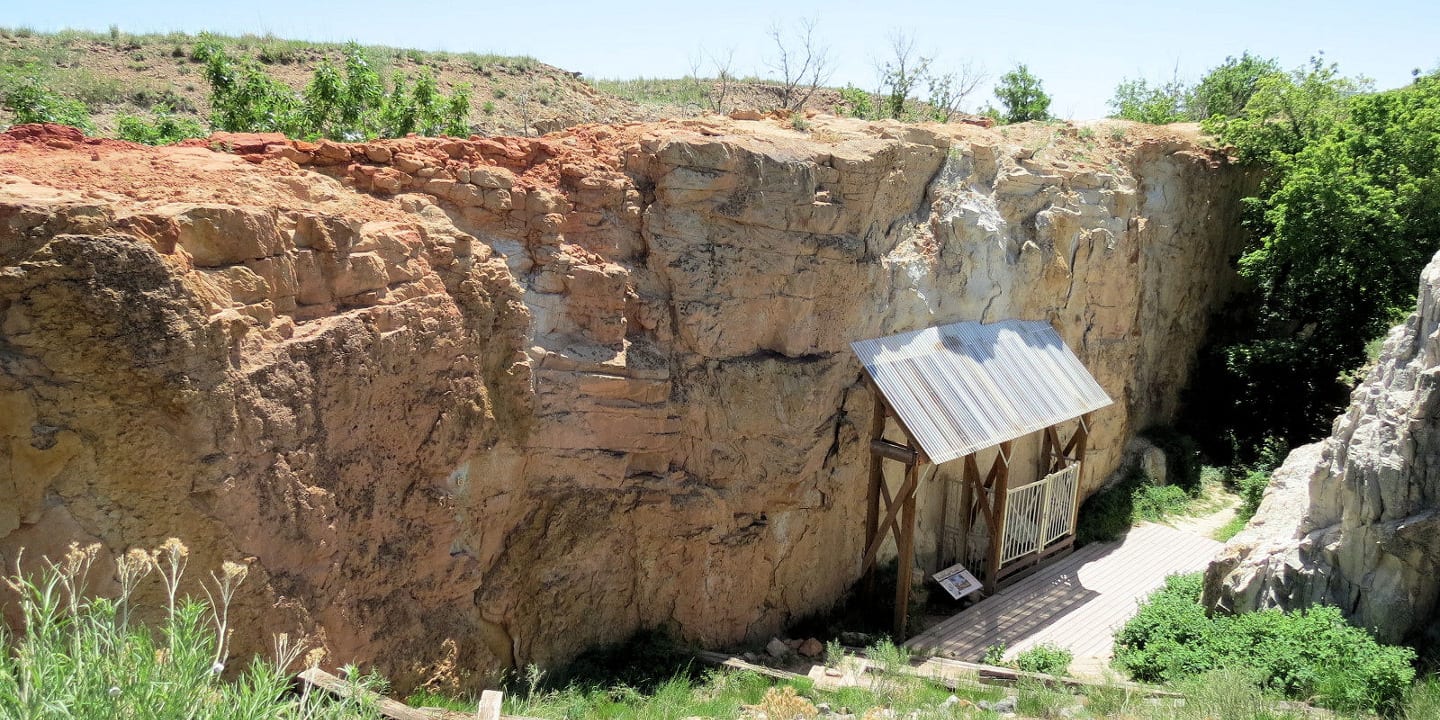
[7,0,1440,119]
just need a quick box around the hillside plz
[0,28,894,137]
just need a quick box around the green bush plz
[193,35,469,141]
[1132,484,1191,522]
[838,84,874,119]
[117,105,207,145]
[1114,573,1416,714]
[1014,644,1072,676]
[1,73,92,130]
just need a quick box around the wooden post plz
[1068,413,1092,539]
[984,441,1013,594]
[1039,424,1054,477]
[864,384,885,597]
[956,454,977,568]
[894,452,919,638]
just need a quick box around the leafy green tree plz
[1184,67,1440,463]
[1202,55,1372,161]
[1191,52,1283,120]
[1107,75,1191,124]
[994,63,1050,123]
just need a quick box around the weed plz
[1077,126,1096,140]
[1015,678,1074,718]
[1014,644,1072,676]
[482,100,496,115]
[791,116,812,132]
[982,642,1007,666]
[117,105,207,145]
[0,540,383,718]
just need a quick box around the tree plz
[1183,65,1438,464]
[1191,52,1284,120]
[765,18,834,112]
[1107,72,1192,124]
[927,61,986,122]
[874,31,984,121]
[994,64,1050,123]
[876,32,931,119]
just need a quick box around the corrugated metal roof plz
[851,320,1113,465]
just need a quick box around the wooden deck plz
[905,522,1223,668]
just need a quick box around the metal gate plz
[1000,464,1079,564]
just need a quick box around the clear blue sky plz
[9,1,1440,119]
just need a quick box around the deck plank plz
[906,522,1222,670]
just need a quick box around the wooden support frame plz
[859,377,1098,635]
[861,382,931,638]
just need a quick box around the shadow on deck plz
[905,523,1223,664]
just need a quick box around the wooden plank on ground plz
[692,650,807,681]
[300,668,539,720]
[299,668,435,720]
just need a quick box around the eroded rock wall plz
[0,118,1249,687]
[1206,249,1440,645]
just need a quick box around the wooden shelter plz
[849,320,1113,636]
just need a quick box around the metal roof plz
[851,320,1113,465]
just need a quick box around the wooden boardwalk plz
[905,523,1223,668]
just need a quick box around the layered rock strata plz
[0,118,1248,686]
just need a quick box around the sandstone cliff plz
[1207,249,1440,645]
[0,117,1249,687]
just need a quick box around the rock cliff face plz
[0,118,1250,686]
[1207,249,1440,645]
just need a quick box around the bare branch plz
[766,18,834,112]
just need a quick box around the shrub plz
[1132,483,1191,522]
[1014,644,1072,676]
[1,73,92,130]
[116,105,207,145]
[193,36,469,141]
[838,84,873,119]
[1114,572,1416,714]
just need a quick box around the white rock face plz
[1207,249,1440,644]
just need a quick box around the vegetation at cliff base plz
[0,541,384,719]
[1114,573,1416,715]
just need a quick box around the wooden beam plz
[860,462,924,575]
[870,439,919,465]
[894,456,919,638]
[300,668,434,720]
[955,454,976,568]
[692,650,807,681]
[864,384,885,596]
[1067,413,1092,540]
[983,442,1013,593]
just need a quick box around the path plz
[905,519,1225,678]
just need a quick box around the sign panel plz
[932,563,982,600]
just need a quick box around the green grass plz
[588,77,711,107]
[0,539,385,719]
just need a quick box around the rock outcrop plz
[0,118,1250,687]
[1207,249,1440,645]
